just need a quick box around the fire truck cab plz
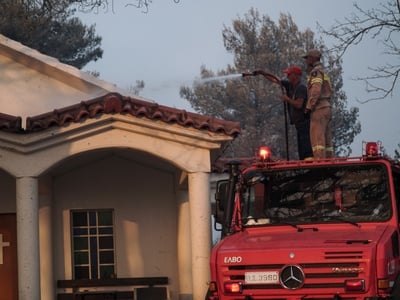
[208,142,400,300]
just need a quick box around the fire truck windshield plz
[241,163,392,226]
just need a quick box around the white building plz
[0,34,240,300]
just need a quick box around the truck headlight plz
[223,281,243,294]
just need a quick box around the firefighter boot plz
[325,148,334,158]
[313,149,326,159]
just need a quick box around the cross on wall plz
[0,233,10,264]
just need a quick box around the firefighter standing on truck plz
[251,66,313,160]
[303,49,334,159]
[280,65,313,160]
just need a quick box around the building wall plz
[0,153,184,299]
[52,154,180,298]
[0,34,127,126]
[0,114,226,299]
[0,34,236,300]
[0,55,104,125]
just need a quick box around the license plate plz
[245,271,279,284]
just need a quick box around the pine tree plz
[0,0,103,69]
[180,9,360,158]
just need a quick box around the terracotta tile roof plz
[0,93,241,137]
[0,112,22,133]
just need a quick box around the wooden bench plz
[57,277,169,300]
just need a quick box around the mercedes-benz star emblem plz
[280,265,305,289]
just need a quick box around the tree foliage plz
[180,9,360,159]
[128,80,145,95]
[319,0,400,102]
[70,0,180,14]
[395,144,400,160]
[0,0,103,69]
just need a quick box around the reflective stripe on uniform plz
[312,145,325,151]
[326,147,334,152]
[311,78,323,84]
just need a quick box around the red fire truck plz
[207,142,400,300]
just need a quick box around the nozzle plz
[242,72,254,77]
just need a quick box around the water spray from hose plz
[193,73,248,87]
[195,69,289,160]
[193,71,265,87]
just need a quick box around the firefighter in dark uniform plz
[280,65,313,160]
[303,49,333,159]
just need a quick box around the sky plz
[79,0,399,156]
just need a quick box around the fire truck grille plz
[227,252,366,292]
[324,251,364,259]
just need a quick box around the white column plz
[176,191,193,300]
[16,177,40,300]
[39,177,54,300]
[188,172,211,300]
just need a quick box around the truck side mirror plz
[215,180,229,225]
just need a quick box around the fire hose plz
[242,71,290,160]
